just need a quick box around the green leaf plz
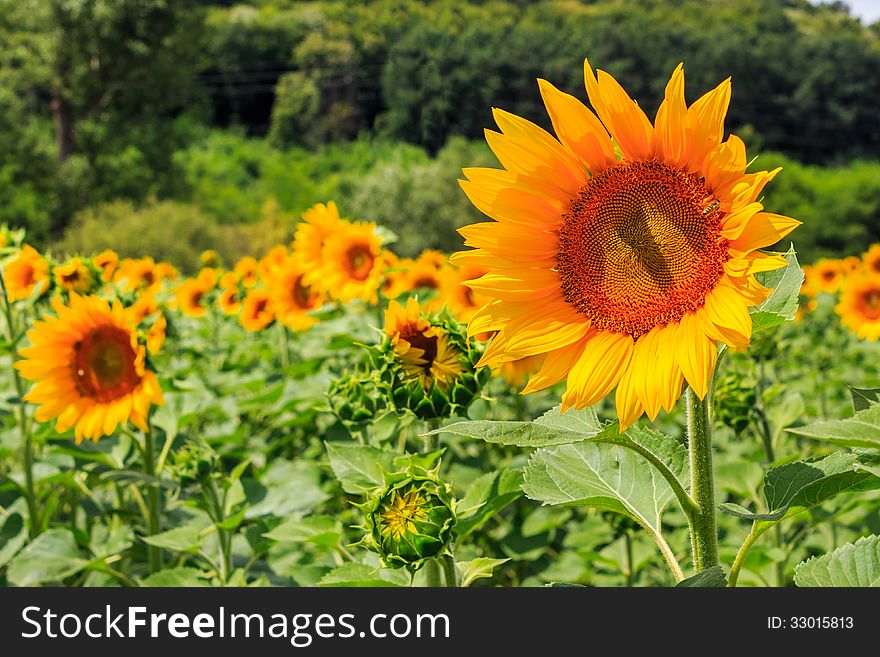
[263,516,342,549]
[624,425,689,484]
[849,387,880,412]
[325,442,397,494]
[141,567,212,587]
[787,406,880,449]
[141,524,203,553]
[7,529,88,586]
[429,406,620,447]
[0,512,27,568]
[455,469,524,537]
[522,438,688,537]
[456,558,510,587]
[795,535,880,587]
[243,459,328,518]
[675,565,727,587]
[720,452,880,525]
[750,246,803,333]
[317,563,407,587]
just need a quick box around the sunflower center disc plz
[73,326,139,402]
[557,159,729,338]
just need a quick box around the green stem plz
[278,323,290,369]
[728,524,765,587]
[422,420,441,587]
[624,531,634,587]
[0,270,39,537]
[441,554,458,587]
[425,559,442,587]
[686,385,719,573]
[142,424,162,574]
[203,476,232,582]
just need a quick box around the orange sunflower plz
[836,273,880,341]
[862,244,880,276]
[233,256,259,288]
[175,278,210,318]
[53,257,95,294]
[438,263,489,324]
[384,298,463,391]
[219,287,241,315]
[94,250,119,282]
[806,258,845,295]
[317,221,384,303]
[268,256,324,331]
[3,245,50,302]
[15,294,163,442]
[292,201,342,272]
[240,289,274,331]
[455,59,800,429]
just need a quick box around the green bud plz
[714,374,757,435]
[362,467,455,571]
[327,373,385,426]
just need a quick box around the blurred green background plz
[0,0,878,270]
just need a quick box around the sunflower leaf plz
[849,386,880,412]
[522,439,687,537]
[786,406,880,449]
[751,246,803,333]
[7,528,89,586]
[429,406,620,447]
[794,535,880,587]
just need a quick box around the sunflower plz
[862,244,880,276]
[405,252,444,292]
[268,256,324,331]
[438,263,489,324]
[240,289,274,332]
[94,250,119,282]
[258,245,289,281]
[384,298,463,391]
[2,245,50,302]
[218,286,241,315]
[379,251,410,299]
[115,257,157,291]
[53,257,95,294]
[806,258,845,295]
[175,278,209,318]
[836,273,880,341]
[200,249,220,267]
[292,201,342,272]
[15,294,163,442]
[219,271,239,289]
[318,221,384,303]
[455,59,800,429]
[233,256,259,288]
[196,267,219,289]
[127,291,159,325]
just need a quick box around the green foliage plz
[268,72,321,148]
[795,534,880,587]
[54,199,251,273]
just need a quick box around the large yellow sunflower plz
[318,221,384,303]
[268,256,324,331]
[292,201,342,272]
[384,298,463,391]
[3,245,50,302]
[15,294,163,442]
[836,273,880,341]
[455,59,800,429]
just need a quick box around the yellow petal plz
[561,331,634,411]
[675,312,718,399]
[522,337,589,394]
[537,78,617,174]
[729,212,802,254]
[653,63,690,168]
[686,77,731,171]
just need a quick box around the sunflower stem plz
[422,420,442,586]
[142,422,162,574]
[0,270,39,538]
[441,554,458,587]
[685,385,719,573]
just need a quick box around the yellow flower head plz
[53,257,94,295]
[268,256,324,331]
[258,245,289,281]
[127,291,159,326]
[3,245,50,302]
[240,289,274,332]
[15,294,163,442]
[233,256,259,288]
[805,258,845,295]
[197,267,219,290]
[94,250,119,282]
[199,249,220,267]
[836,273,880,341]
[292,201,342,272]
[115,257,158,291]
[218,286,241,315]
[318,221,384,303]
[175,278,210,318]
[863,244,880,277]
[405,251,445,293]
[455,59,800,429]
[384,298,463,391]
[219,271,239,289]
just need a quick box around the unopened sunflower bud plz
[363,473,455,570]
[714,374,757,435]
[328,373,385,425]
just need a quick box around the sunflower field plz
[2,46,880,590]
